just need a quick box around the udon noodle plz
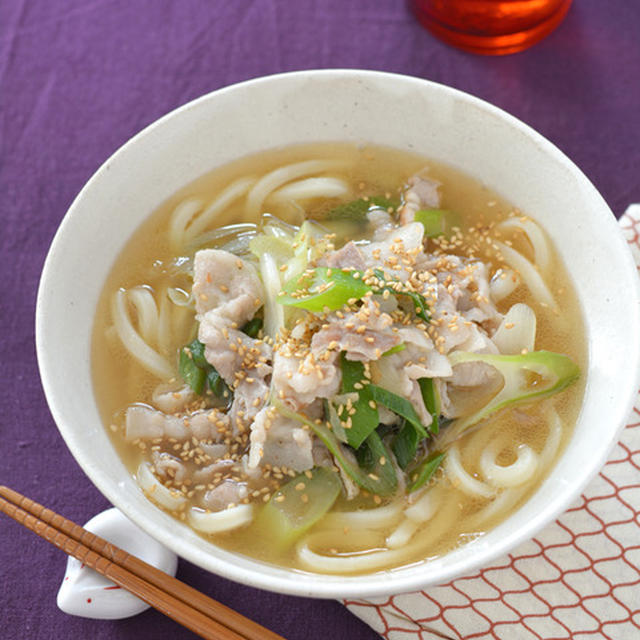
[93,143,585,573]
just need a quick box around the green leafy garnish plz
[369,385,428,438]
[392,420,420,470]
[206,368,228,398]
[185,337,208,368]
[354,429,398,494]
[274,401,397,496]
[407,451,445,493]
[255,467,342,549]
[391,380,439,469]
[241,317,263,338]
[338,355,379,449]
[418,378,440,435]
[179,338,230,399]
[179,348,206,395]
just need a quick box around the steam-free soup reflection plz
[93,144,585,573]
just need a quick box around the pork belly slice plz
[124,405,230,442]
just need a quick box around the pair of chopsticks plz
[0,486,285,640]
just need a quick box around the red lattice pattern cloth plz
[344,208,640,640]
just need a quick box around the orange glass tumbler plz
[410,0,573,55]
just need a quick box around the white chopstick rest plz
[56,508,178,619]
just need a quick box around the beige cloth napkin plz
[344,206,640,640]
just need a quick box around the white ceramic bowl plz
[37,70,640,598]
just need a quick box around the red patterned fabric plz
[345,207,640,640]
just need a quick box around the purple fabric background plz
[1,1,638,639]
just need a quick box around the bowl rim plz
[36,68,640,598]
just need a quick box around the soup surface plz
[93,143,585,574]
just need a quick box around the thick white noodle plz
[385,519,420,549]
[259,251,284,339]
[297,499,459,574]
[127,287,160,347]
[385,487,444,548]
[404,486,444,523]
[495,241,557,311]
[470,409,562,527]
[157,287,172,355]
[136,462,186,512]
[480,442,539,488]
[469,486,527,528]
[538,407,563,471]
[184,176,256,245]
[270,177,350,203]
[489,268,520,303]
[168,197,204,252]
[111,289,174,380]
[246,160,346,218]
[492,303,537,355]
[320,502,404,529]
[498,217,551,272]
[187,505,253,534]
[445,444,495,498]
[167,286,194,308]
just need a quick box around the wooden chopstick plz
[0,486,286,640]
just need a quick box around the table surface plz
[1,1,639,639]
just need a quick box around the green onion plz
[277,267,370,312]
[418,378,440,435]
[179,348,206,395]
[382,343,407,356]
[324,399,348,444]
[338,355,379,449]
[391,419,420,470]
[407,451,445,493]
[241,317,263,338]
[368,385,427,439]
[184,338,208,369]
[371,269,431,323]
[278,266,431,323]
[255,467,341,549]
[206,368,229,399]
[389,380,437,469]
[414,209,461,238]
[326,196,397,223]
[440,350,580,446]
[179,337,230,400]
[354,429,398,494]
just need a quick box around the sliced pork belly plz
[398,174,441,225]
[192,249,264,321]
[311,298,400,362]
[367,209,396,241]
[151,451,188,484]
[271,350,341,410]
[202,479,248,511]
[193,248,271,387]
[248,407,314,472]
[124,405,230,442]
[151,383,196,414]
[192,458,235,484]
[229,377,270,433]
[360,222,425,280]
[322,241,366,271]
